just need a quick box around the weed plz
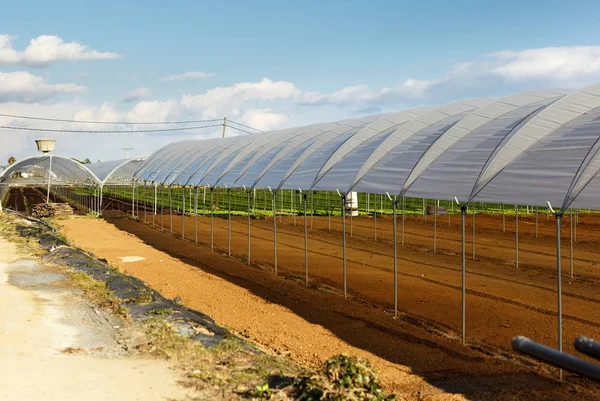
[145,307,174,316]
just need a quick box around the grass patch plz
[145,307,173,317]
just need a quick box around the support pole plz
[393,199,398,317]
[161,185,164,231]
[181,186,185,240]
[556,213,564,380]
[46,155,53,204]
[570,209,574,279]
[342,194,347,298]
[153,183,157,227]
[304,193,308,286]
[461,205,467,345]
[247,189,251,264]
[516,205,519,268]
[228,188,231,256]
[401,196,405,245]
[132,181,135,218]
[472,204,476,260]
[433,200,437,253]
[272,190,278,274]
[169,187,173,235]
[143,182,147,223]
[327,191,331,232]
[211,188,214,251]
[536,207,539,238]
[195,187,198,245]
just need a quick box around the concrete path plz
[0,235,191,401]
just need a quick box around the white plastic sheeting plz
[0,155,101,186]
[134,84,600,212]
[87,156,148,185]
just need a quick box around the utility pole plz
[221,117,227,138]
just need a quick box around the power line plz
[228,119,264,132]
[227,125,261,135]
[0,112,224,125]
[0,124,223,134]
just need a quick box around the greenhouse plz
[3,83,600,357]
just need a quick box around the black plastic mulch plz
[13,216,242,349]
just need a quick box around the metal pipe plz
[211,188,214,251]
[195,187,198,245]
[182,186,185,240]
[401,196,405,245]
[393,199,398,317]
[570,209,574,278]
[512,336,600,381]
[433,200,437,253]
[342,195,347,298]
[272,191,278,274]
[556,213,563,379]
[227,188,231,256]
[516,205,519,268]
[161,185,164,231]
[461,205,467,345]
[304,193,308,286]
[247,189,251,264]
[472,205,475,260]
[169,187,173,235]
[46,155,53,203]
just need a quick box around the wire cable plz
[0,124,223,134]
[226,125,261,135]
[0,112,224,125]
[227,119,264,132]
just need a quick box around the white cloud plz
[0,34,121,67]
[490,46,600,81]
[121,87,150,103]
[160,71,215,82]
[0,71,86,102]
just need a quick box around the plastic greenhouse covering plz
[133,84,600,213]
[0,155,148,187]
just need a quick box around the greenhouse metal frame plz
[4,83,600,354]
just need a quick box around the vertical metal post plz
[181,186,185,240]
[144,182,147,223]
[161,185,164,230]
[516,205,519,268]
[393,200,398,317]
[292,189,296,227]
[131,181,135,218]
[153,183,157,227]
[211,188,215,251]
[342,195,347,299]
[401,196,405,245]
[472,204,476,260]
[304,193,308,286]
[310,191,314,229]
[536,207,539,238]
[247,189,251,264]
[434,200,437,253]
[46,155,53,203]
[228,188,231,256]
[461,205,467,345]
[169,187,173,234]
[556,213,563,380]
[272,191,278,274]
[195,187,198,245]
[327,191,331,232]
[350,192,353,237]
[570,209,574,278]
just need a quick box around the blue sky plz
[1,0,600,162]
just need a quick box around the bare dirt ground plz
[59,214,600,400]
[0,231,193,401]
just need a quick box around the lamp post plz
[35,139,56,203]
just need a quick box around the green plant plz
[145,307,173,316]
[294,354,395,401]
[252,383,272,399]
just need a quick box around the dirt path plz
[59,217,600,399]
[0,235,192,401]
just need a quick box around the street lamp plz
[36,139,56,203]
